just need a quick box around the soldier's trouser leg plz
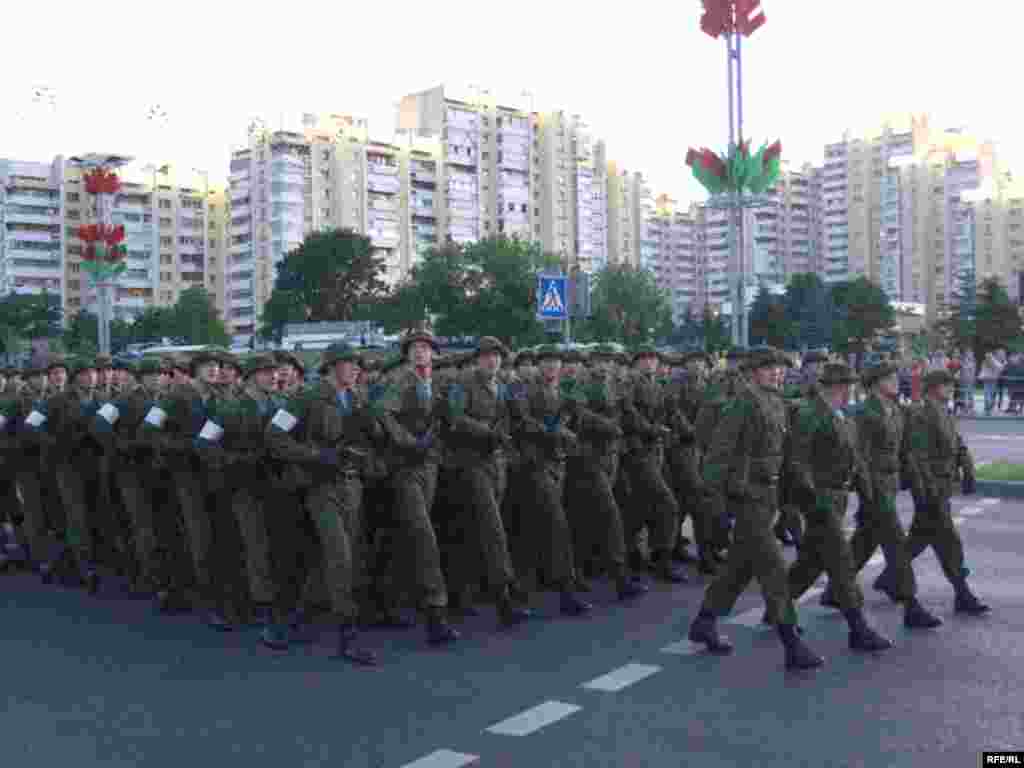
[265,489,309,621]
[625,453,680,553]
[305,476,364,622]
[702,498,797,624]
[787,492,864,612]
[172,471,212,595]
[906,492,967,585]
[459,459,515,594]
[849,491,916,600]
[573,461,628,576]
[16,470,52,562]
[391,463,448,608]
[54,462,94,567]
[233,486,276,605]
[522,460,575,588]
[705,491,731,549]
[118,472,160,588]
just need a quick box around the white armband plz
[144,406,168,429]
[271,409,298,432]
[198,420,224,442]
[98,403,120,425]
[25,410,46,428]
[0,415,7,430]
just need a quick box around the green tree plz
[830,276,895,356]
[62,311,135,355]
[0,291,62,361]
[168,286,230,346]
[749,282,794,348]
[970,277,1020,360]
[274,228,390,321]
[576,264,673,347]
[783,272,833,349]
[130,306,177,344]
[700,306,732,353]
[667,306,704,349]
[257,288,308,342]
[370,236,557,346]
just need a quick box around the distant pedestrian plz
[979,352,1003,414]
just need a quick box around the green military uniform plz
[690,347,825,669]
[905,369,989,614]
[512,346,591,614]
[781,364,891,652]
[12,367,58,574]
[565,345,647,599]
[265,343,378,663]
[621,347,684,582]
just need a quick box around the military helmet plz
[273,350,305,376]
[681,350,713,367]
[589,344,619,360]
[802,350,829,365]
[243,354,279,378]
[379,354,406,376]
[922,368,955,390]
[861,361,900,388]
[514,350,536,367]
[818,363,859,386]
[319,342,361,373]
[742,346,791,371]
[534,345,562,362]
[475,336,509,358]
[188,349,221,376]
[68,356,99,378]
[631,344,660,364]
[401,329,439,356]
[135,357,168,377]
[44,354,69,373]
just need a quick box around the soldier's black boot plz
[450,585,480,617]
[156,589,191,615]
[688,610,733,654]
[82,562,101,596]
[844,608,892,652]
[872,570,903,604]
[777,623,824,670]
[496,587,531,627]
[904,597,943,629]
[672,538,696,563]
[333,623,378,665]
[614,565,649,600]
[697,547,718,576]
[260,623,290,651]
[425,605,459,646]
[774,522,795,547]
[954,581,991,616]
[653,550,688,584]
[203,597,234,632]
[819,583,840,609]
[560,590,593,617]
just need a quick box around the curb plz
[975,480,1024,499]
[957,415,1024,421]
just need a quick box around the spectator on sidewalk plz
[911,358,927,402]
[980,351,1003,415]
[961,350,976,414]
[947,354,963,414]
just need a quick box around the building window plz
[70,263,80,274]
[159,199,171,209]
[66,210,80,220]
[161,237,173,247]
[68,298,81,307]
[66,192,79,202]
[68,279,81,291]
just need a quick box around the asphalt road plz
[4,487,1022,768]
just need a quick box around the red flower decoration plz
[83,244,97,262]
[699,148,727,179]
[764,140,782,163]
[83,168,121,195]
[77,223,125,246]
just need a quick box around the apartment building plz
[607,163,653,269]
[638,194,702,322]
[1,157,226,323]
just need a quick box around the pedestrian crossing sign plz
[537,275,568,320]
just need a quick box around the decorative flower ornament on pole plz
[685,139,782,197]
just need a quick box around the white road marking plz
[980,498,1000,506]
[485,701,582,736]
[581,663,661,692]
[399,750,479,768]
[660,640,704,656]
[958,506,984,517]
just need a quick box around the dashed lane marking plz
[980,497,1000,506]
[484,701,582,737]
[581,663,661,692]
[959,506,984,517]
[398,750,479,768]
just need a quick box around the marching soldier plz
[905,369,990,616]
[513,345,592,615]
[622,346,686,583]
[781,363,891,653]
[14,362,58,579]
[688,346,824,670]
[374,330,460,645]
[822,361,943,629]
[264,342,378,664]
[441,336,531,627]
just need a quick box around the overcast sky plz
[2,0,1019,203]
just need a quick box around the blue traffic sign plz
[537,275,568,320]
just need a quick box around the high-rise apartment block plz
[1,156,226,323]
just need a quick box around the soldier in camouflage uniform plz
[622,346,686,583]
[665,351,713,572]
[565,344,648,600]
[818,361,944,628]
[689,347,825,670]
[0,368,30,571]
[374,330,460,646]
[512,345,592,615]
[264,342,378,663]
[38,357,104,592]
[781,363,892,653]
[905,369,990,615]
[441,336,531,627]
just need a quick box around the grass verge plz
[976,461,1024,482]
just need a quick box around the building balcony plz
[411,172,437,186]
[4,193,59,208]
[367,177,401,195]
[7,259,62,278]
[4,210,60,226]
